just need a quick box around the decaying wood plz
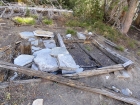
[77,43,102,67]
[20,41,31,54]
[63,64,124,78]
[0,61,139,105]
[92,40,133,67]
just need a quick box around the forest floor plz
[0,18,140,105]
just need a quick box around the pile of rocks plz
[15,30,83,75]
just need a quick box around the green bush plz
[42,19,53,25]
[66,29,76,35]
[13,17,36,25]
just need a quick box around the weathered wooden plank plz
[0,6,73,13]
[0,61,139,105]
[63,64,124,78]
[92,40,134,67]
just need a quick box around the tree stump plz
[20,41,31,55]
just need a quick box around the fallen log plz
[63,64,124,78]
[0,61,140,105]
[0,6,73,13]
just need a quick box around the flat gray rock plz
[19,32,35,39]
[57,54,79,70]
[51,47,69,57]
[34,54,58,72]
[43,40,56,49]
[33,30,54,37]
[33,49,51,57]
[77,32,86,40]
[31,40,39,46]
[14,54,34,66]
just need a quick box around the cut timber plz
[56,33,66,48]
[92,40,133,67]
[20,41,31,54]
[0,6,73,13]
[0,61,139,105]
[63,64,124,78]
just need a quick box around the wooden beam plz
[63,64,124,78]
[0,6,73,13]
[0,61,139,105]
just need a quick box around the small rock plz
[106,76,110,79]
[31,63,39,71]
[51,47,69,57]
[88,32,93,35]
[14,54,34,66]
[121,88,132,96]
[112,86,120,93]
[19,32,34,39]
[66,34,71,38]
[33,30,54,37]
[77,32,86,40]
[43,40,56,49]
[57,54,79,70]
[32,99,43,105]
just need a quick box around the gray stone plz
[31,40,39,46]
[57,54,79,70]
[33,49,51,57]
[32,46,42,52]
[34,54,58,72]
[19,32,34,39]
[112,86,120,93]
[51,47,69,57]
[33,30,54,37]
[77,32,86,40]
[28,38,36,42]
[43,40,56,49]
[66,34,71,38]
[62,68,83,74]
[32,99,43,105]
[31,63,39,71]
[121,88,132,96]
[14,54,34,66]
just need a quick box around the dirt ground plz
[0,18,140,105]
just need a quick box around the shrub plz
[13,17,36,25]
[42,19,53,25]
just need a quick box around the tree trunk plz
[134,13,140,27]
[121,0,138,34]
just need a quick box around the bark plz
[121,0,138,34]
[134,13,140,27]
